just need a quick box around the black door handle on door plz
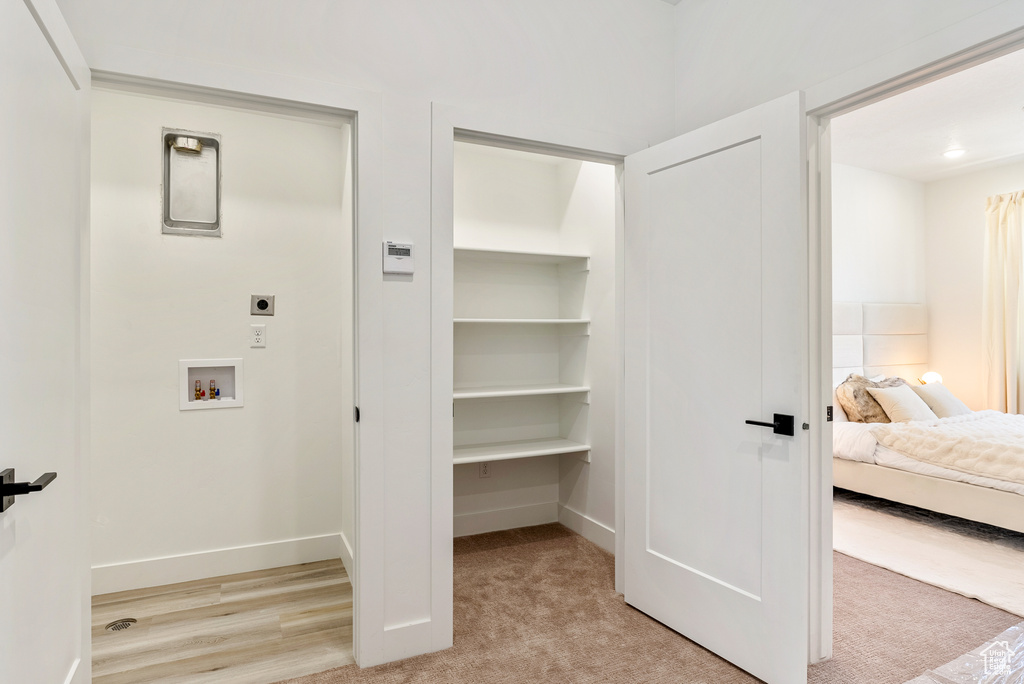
[1,469,57,512]
[745,414,795,437]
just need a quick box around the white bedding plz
[870,410,1024,485]
[833,417,1024,497]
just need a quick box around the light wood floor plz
[92,559,353,684]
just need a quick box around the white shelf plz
[454,318,589,325]
[454,247,589,265]
[453,437,591,464]
[453,383,590,400]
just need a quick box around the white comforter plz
[868,410,1024,486]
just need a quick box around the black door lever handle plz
[745,413,795,437]
[1,469,57,512]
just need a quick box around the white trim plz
[339,530,355,581]
[806,23,1024,664]
[91,534,342,595]
[22,0,89,89]
[807,112,834,665]
[383,618,435,662]
[85,62,385,666]
[453,502,560,537]
[63,658,81,684]
[806,5,1024,117]
[614,161,626,596]
[558,504,615,554]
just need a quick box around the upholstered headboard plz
[833,302,928,387]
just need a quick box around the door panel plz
[625,93,809,684]
[0,2,89,683]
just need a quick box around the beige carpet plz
[907,621,1024,683]
[277,523,1019,684]
[833,489,1024,617]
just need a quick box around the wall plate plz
[250,294,275,316]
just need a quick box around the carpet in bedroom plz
[833,488,1024,617]
[277,523,1019,684]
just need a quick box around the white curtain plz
[984,190,1024,413]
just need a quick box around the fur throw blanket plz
[836,374,909,423]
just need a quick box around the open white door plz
[1,1,90,683]
[624,92,811,684]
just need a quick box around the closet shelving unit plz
[452,246,592,465]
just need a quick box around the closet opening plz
[450,140,618,550]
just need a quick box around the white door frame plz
[85,66,387,666]
[805,17,1024,665]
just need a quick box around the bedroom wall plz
[832,164,926,304]
[925,160,1024,410]
[90,88,353,593]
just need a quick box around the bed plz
[832,302,1024,534]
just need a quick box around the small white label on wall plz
[383,241,414,275]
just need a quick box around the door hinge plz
[354,406,360,423]
[826,405,833,422]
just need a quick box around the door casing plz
[87,69,387,667]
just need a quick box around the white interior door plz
[1,2,90,683]
[624,92,811,684]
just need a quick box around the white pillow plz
[865,384,938,422]
[911,383,971,418]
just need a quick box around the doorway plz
[88,80,359,677]
[450,140,618,543]
[825,45,1024,615]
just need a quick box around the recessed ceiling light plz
[943,148,966,159]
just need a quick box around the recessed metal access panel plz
[162,128,222,237]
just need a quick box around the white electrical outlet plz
[479,462,491,478]
[250,324,266,348]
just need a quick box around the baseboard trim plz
[384,618,435,661]
[453,502,559,537]
[63,657,81,684]
[339,530,354,580]
[558,504,615,554]
[92,533,342,595]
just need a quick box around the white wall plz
[832,159,1024,411]
[59,0,673,657]
[925,161,1024,410]
[90,88,353,593]
[673,0,1011,133]
[55,0,1024,664]
[832,164,926,304]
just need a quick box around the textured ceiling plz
[831,48,1024,183]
